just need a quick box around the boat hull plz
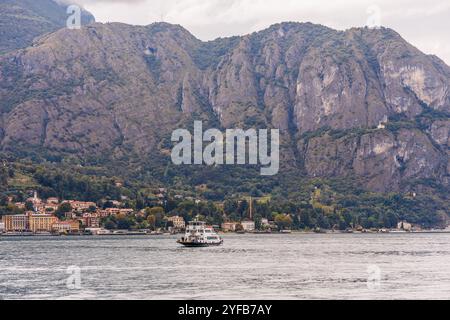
[177,240,223,247]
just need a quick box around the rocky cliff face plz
[0,21,448,193]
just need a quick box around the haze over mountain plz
[0,0,95,54]
[0,9,449,197]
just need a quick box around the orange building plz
[81,213,100,228]
[28,214,59,233]
[3,214,29,232]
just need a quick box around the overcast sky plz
[72,0,450,64]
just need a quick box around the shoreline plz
[1,230,450,237]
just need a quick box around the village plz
[0,190,262,236]
[0,189,436,236]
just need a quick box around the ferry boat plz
[177,221,223,247]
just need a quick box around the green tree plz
[0,195,9,206]
[147,215,156,230]
[136,193,144,210]
[117,216,132,230]
[104,219,117,230]
[238,200,249,218]
[224,200,238,215]
[254,214,263,230]
[0,167,8,188]
[146,207,164,216]
[274,214,293,230]
[25,200,34,211]
[55,202,72,220]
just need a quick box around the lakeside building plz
[167,216,186,230]
[3,214,29,232]
[3,212,58,233]
[261,218,270,227]
[52,220,80,234]
[28,213,59,233]
[398,221,413,231]
[81,213,100,228]
[241,220,256,232]
[221,222,239,232]
[85,228,111,235]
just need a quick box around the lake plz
[1,233,449,300]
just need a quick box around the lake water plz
[1,233,449,300]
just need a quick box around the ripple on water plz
[1,233,450,299]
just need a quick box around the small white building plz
[241,220,256,232]
[377,115,388,129]
[167,216,186,229]
[398,221,413,231]
[0,222,5,232]
[261,218,270,228]
[85,228,111,235]
[221,222,239,232]
[46,197,59,204]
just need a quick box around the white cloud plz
[74,0,450,64]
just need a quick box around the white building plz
[398,221,413,231]
[0,222,5,232]
[46,197,59,204]
[85,228,111,235]
[241,220,256,232]
[167,216,185,229]
[221,222,239,232]
[64,200,97,212]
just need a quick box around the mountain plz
[0,21,448,197]
[0,0,95,54]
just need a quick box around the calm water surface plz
[1,233,449,300]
